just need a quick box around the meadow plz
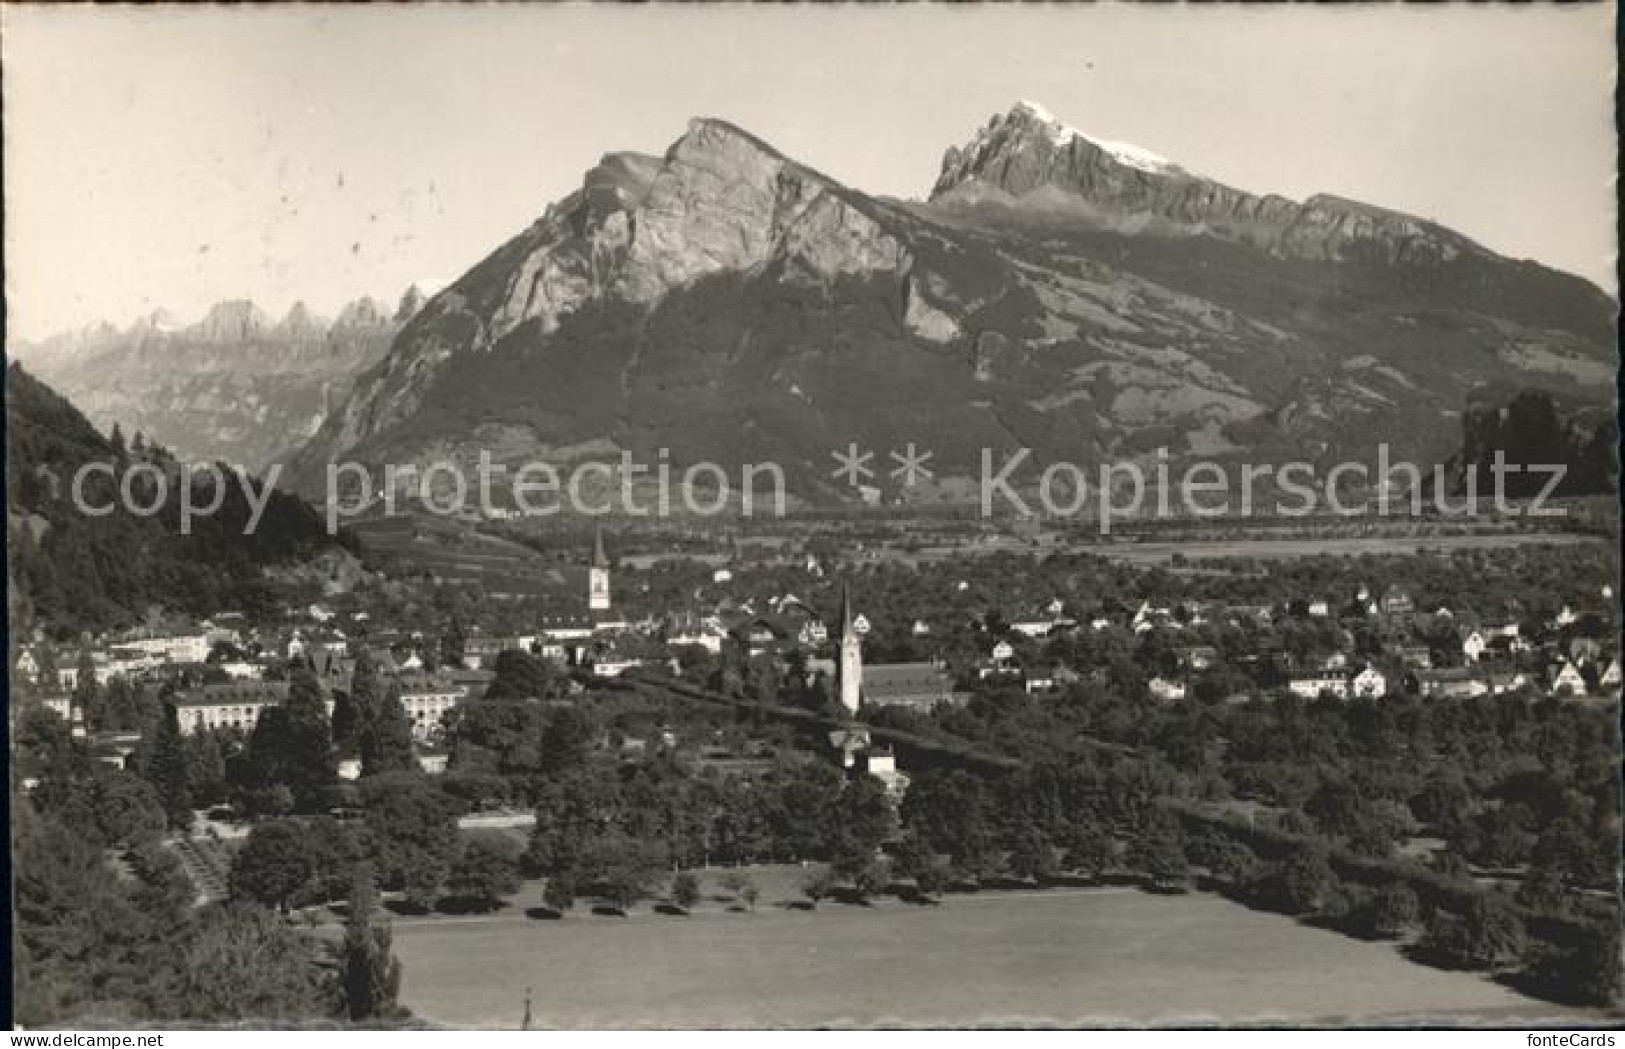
[391,879,1595,1028]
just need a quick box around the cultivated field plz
[391,881,1598,1028]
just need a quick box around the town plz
[12,515,1622,1022]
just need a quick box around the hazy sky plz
[4,3,1616,340]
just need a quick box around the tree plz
[1515,864,1572,915]
[147,701,192,831]
[1004,824,1059,883]
[440,621,467,670]
[799,867,836,909]
[1185,829,1257,885]
[1128,816,1190,893]
[718,869,761,910]
[577,832,664,913]
[1519,921,1622,1007]
[342,865,403,1022]
[670,871,702,913]
[1352,881,1421,939]
[445,837,521,912]
[34,762,166,850]
[1422,894,1527,970]
[540,706,592,773]
[243,664,334,813]
[72,649,101,728]
[361,776,459,912]
[182,728,230,809]
[359,678,416,777]
[229,818,356,913]
[542,875,576,915]
[1060,819,1117,882]
[161,903,338,1022]
[484,649,567,701]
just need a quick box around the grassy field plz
[390,878,1598,1028]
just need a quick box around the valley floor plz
[390,878,1601,1028]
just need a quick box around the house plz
[1409,668,1487,699]
[864,747,911,804]
[1350,666,1388,699]
[1486,633,1530,659]
[1286,671,1348,700]
[1009,618,1055,639]
[1599,657,1622,691]
[978,640,1020,680]
[1148,676,1188,701]
[397,672,469,741]
[1175,645,1220,671]
[120,631,212,664]
[1378,586,1414,615]
[1307,599,1331,618]
[14,647,40,684]
[1567,636,1604,663]
[1461,630,1486,663]
[174,680,298,734]
[1548,661,1588,697]
[1023,668,1057,694]
[1395,645,1433,669]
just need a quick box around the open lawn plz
[391,880,1599,1028]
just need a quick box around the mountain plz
[932,101,1489,266]
[280,105,1611,505]
[13,289,425,472]
[5,364,346,636]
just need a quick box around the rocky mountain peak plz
[333,296,391,329]
[278,301,327,340]
[931,102,1487,267]
[192,299,271,342]
[934,101,1189,202]
[394,285,431,324]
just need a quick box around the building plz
[397,672,469,741]
[1379,586,1415,615]
[174,681,293,734]
[1548,661,1588,697]
[1148,676,1188,701]
[1350,666,1388,699]
[588,525,612,612]
[1286,671,1348,700]
[120,631,212,664]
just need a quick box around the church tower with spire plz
[837,582,862,715]
[588,525,611,612]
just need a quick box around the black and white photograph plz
[3,1,1621,1033]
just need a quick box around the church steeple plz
[588,525,611,612]
[837,580,862,715]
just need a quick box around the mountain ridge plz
[13,287,430,471]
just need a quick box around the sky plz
[3,3,1616,341]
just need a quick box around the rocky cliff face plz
[932,102,1482,265]
[297,119,957,475]
[268,104,1616,505]
[16,287,427,471]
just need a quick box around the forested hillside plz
[6,363,348,636]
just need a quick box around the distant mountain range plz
[15,102,1615,506]
[13,288,428,471]
[281,102,1613,504]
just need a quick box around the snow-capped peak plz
[1011,101,1184,177]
